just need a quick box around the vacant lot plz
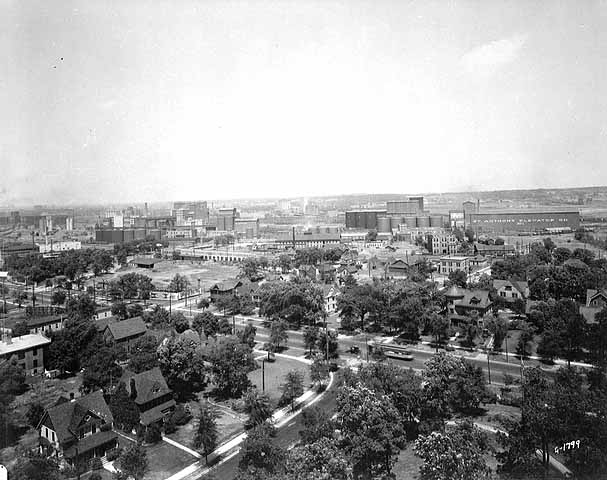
[97,260,241,291]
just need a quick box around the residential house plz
[236,280,262,307]
[93,307,113,321]
[103,317,147,353]
[298,265,319,281]
[122,367,176,427]
[322,285,339,313]
[0,333,51,375]
[493,280,529,302]
[209,279,243,302]
[38,390,118,465]
[580,289,607,324]
[444,286,492,325]
[317,263,336,283]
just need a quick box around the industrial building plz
[235,218,260,238]
[95,228,163,244]
[466,210,580,234]
[345,210,386,230]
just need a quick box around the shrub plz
[89,474,103,480]
[144,423,162,444]
[106,447,122,462]
[164,417,177,434]
[90,457,103,470]
[170,404,193,426]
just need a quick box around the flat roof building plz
[0,333,51,375]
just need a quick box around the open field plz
[248,355,312,404]
[94,260,241,292]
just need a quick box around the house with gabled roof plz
[121,367,176,427]
[209,279,243,302]
[103,317,147,353]
[445,286,492,324]
[321,284,340,313]
[38,390,117,466]
[493,279,529,302]
[579,289,607,324]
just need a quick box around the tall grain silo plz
[430,215,443,228]
[416,216,430,228]
[404,216,417,229]
[390,216,404,230]
[377,216,391,233]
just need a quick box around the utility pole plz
[262,359,265,392]
[486,347,492,384]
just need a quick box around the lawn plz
[391,444,422,480]
[248,355,312,404]
[117,434,197,480]
[167,392,246,447]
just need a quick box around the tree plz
[589,306,607,368]
[485,315,508,352]
[309,355,329,389]
[237,322,257,349]
[118,443,148,480]
[280,370,304,411]
[317,330,339,359]
[46,317,98,374]
[414,421,492,480]
[553,246,572,265]
[26,402,45,428]
[299,406,335,445]
[269,319,288,352]
[429,313,450,348]
[144,423,162,444]
[303,325,319,356]
[127,303,144,319]
[128,335,159,373]
[448,270,467,288]
[238,423,285,475]
[278,254,292,273]
[336,383,405,478]
[194,400,219,464]
[168,273,189,293]
[207,336,254,399]
[0,361,26,396]
[109,382,141,431]
[12,320,29,337]
[170,312,189,333]
[66,293,96,321]
[147,305,170,329]
[285,437,351,480]
[111,301,128,320]
[243,387,273,429]
[516,324,534,358]
[157,336,207,400]
[10,453,65,480]
[81,345,122,393]
[464,227,475,243]
[50,290,66,306]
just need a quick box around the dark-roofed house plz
[38,390,117,465]
[579,289,607,324]
[445,286,492,323]
[103,317,147,353]
[236,280,262,306]
[129,257,162,269]
[122,367,176,427]
[209,279,243,302]
[493,280,529,302]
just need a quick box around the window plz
[512,292,518,298]
[33,348,38,357]
[52,431,55,442]
[33,359,38,369]
[500,292,506,297]
[18,352,25,360]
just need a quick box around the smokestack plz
[477,199,480,213]
[292,227,296,250]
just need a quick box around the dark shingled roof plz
[26,314,65,328]
[64,429,118,458]
[210,280,242,292]
[139,399,176,426]
[122,367,173,406]
[44,391,113,445]
[105,317,146,341]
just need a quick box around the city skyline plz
[3,0,607,204]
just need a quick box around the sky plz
[2,0,607,205]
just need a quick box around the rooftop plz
[0,333,51,355]
[129,257,161,266]
[105,317,147,340]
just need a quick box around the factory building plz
[345,210,386,230]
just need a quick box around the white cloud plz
[461,33,527,77]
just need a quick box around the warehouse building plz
[345,210,386,230]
